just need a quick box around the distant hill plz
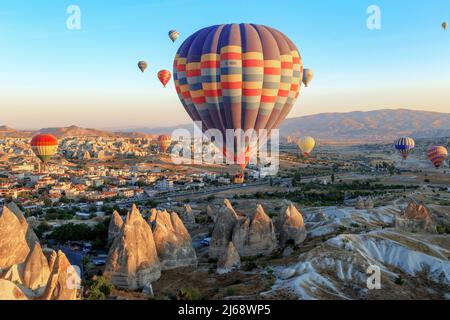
[0,125,153,139]
[2,109,449,143]
[279,109,450,143]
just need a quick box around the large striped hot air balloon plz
[158,70,171,87]
[427,146,448,168]
[173,24,304,169]
[30,134,58,169]
[297,136,316,157]
[157,135,172,153]
[394,137,415,160]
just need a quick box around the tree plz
[331,174,335,184]
[85,276,113,300]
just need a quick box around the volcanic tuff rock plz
[21,243,51,291]
[0,280,28,300]
[217,242,241,274]
[43,250,80,300]
[276,203,307,246]
[181,204,196,229]
[209,199,239,259]
[0,206,30,269]
[395,202,436,233]
[104,205,161,290]
[6,202,39,250]
[355,196,366,209]
[207,205,217,223]
[232,205,278,257]
[108,210,124,246]
[151,210,197,270]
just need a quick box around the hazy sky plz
[1,0,449,129]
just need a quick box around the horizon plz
[2,107,450,132]
[1,0,450,128]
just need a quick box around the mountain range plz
[2,109,450,143]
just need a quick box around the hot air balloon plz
[442,22,448,30]
[394,137,415,160]
[158,135,172,153]
[169,30,180,43]
[158,70,171,87]
[138,61,148,73]
[427,146,448,168]
[297,136,316,157]
[302,69,314,87]
[30,134,58,171]
[173,24,304,170]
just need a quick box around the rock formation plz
[0,280,28,300]
[108,210,123,246]
[355,196,365,209]
[0,206,30,269]
[232,205,278,257]
[181,204,196,229]
[104,204,161,290]
[2,264,23,284]
[7,202,39,250]
[209,199,239,259]
[21,243,50,291]
[43,250,80,300]
[207,205,217,223]
[151,210,197,270]
[364,196,374,209]
[395,202,436,233]
[276,203,307,246]
[217,242,241,274]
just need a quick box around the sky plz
[0,0,449,129]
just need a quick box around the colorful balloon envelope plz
[427,146,448,168]
[302,69,314,87]
[394,137,415,160]
[158,134,172,153]
[297,136,315,157]
[173,23,304,169]
[169,30,180,43]
[442,22,448,30]
[30,134,58,164]
[138,61,148,73]
[158,70,171,87]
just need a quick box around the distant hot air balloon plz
[31,134,58,171]
[173,24,304,170]
[158,135,172,153]
[394,137,415,160]
[427,146,448,168]
[158,70,171,87]
[138,61,148,73]
[169,30,180,43]
[302,69,314,87]
[442,22,448,30]
[297,136,316,157]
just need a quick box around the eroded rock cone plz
[364,196,374,209]
[0,206,30,269]
[217,242,241,274]
[355,196,365,209]
[207,205,217,223]
[395,201,436,233]
[232,204,278,257]
[276,203,307,246]
[209,199,239,259]
[21,242,51,291]
[108,210,123,246]
[43,250,80,300]
[104,204,161,290]
[152,210,197,270]
[181,204,196,229]
[0,279,28,300]
[7,202,39,249]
